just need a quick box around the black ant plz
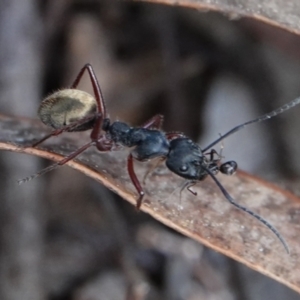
[20,63,300,253]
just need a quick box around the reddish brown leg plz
[140,114,164,129]
[57,141,95,165]
[70,64,107,120]
[19,141,95,183]
[32,114,99,148]
[69,63,108,141]
[127,153,144,210]
[123,114,164,207]
[128,116,183,208]
[126,115,165,209]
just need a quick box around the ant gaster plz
[22,64,300,253]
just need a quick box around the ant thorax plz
[38,89,97,131]
[108,121,170,161]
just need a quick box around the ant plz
[20,63,300,253]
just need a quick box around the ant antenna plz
[203,97,300,152]
[204,166,289,253]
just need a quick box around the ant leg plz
[127,153,144,210]
[19,141,95,184]
[204,166,289,253]
[178,181,197,204]
[142,157,165,184]
[70,64,107,119]
[69,63,108,141]
[204,136,224,164]
[141,114,164,129]
[204,149,221,162]
[32,114,98,148]
[185,181,197,196]
[171,180,197,206]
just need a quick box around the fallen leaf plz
[0,114,300,293]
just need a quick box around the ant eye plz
[179,165,188,172]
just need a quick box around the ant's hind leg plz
[19,140,95,184]
[70,64,108,141]
[70,63,107,119]
[127,153,145,210]
[31,114,98,148]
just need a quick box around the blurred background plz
[0,0,300,299]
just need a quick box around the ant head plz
[220,161,237,175]
[38,89,97,131]
[166,138,207,180]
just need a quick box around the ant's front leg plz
[204,148,222,163]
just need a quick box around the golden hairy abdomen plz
[38,89,97,130]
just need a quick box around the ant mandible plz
[21,63,300,253]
